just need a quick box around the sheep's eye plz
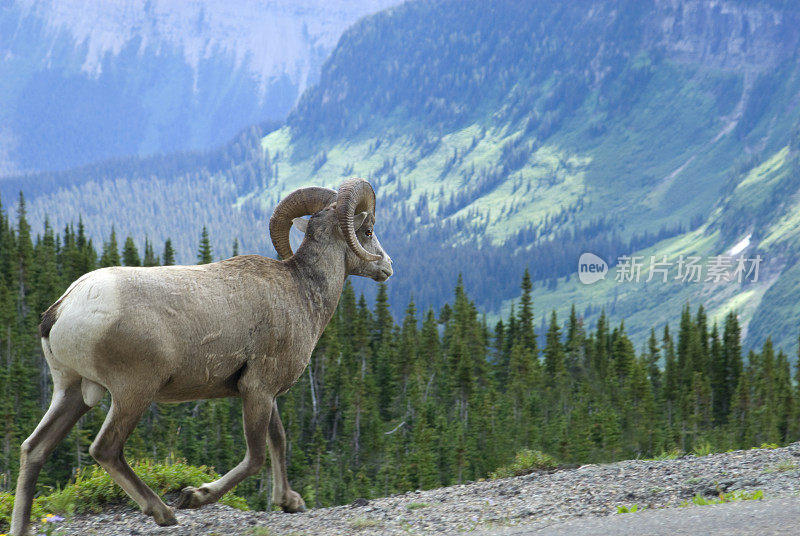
[364,229,373,237]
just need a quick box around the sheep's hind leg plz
[267,404,305,512]
[90,397,177,526]
[10,380,90,536]
[176,394,273,509]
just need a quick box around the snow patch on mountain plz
[729,233,752,256]
[14,0,397,99]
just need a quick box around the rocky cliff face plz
[651,0,799,72]
[0,0,397,173]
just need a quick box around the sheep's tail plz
[39,301,61,338]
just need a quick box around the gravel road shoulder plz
[50,442,800,535]
[476,495,800,536]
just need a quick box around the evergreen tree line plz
[0,195,798,511]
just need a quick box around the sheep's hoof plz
[280,490,306,513]
[176,486,212,509]
[153,507,178,526]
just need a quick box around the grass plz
[648,449,683,461]
[247,527,273,536]
[489,449,558,479]
[406,502,431,510]
[680,489,764,507]
[691,441,714,457]
[349,516,382,529]
[0,459,248,533]
[0,491,45,535]
[43,459,248,513]
[763,460,798,473]
[616,503,645,514]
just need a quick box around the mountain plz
[6,0,800,355]
[0,0,397,174]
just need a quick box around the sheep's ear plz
[353,212,369,231]
[292,217,309,234]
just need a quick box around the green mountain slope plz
[248,0,800,354]
[8,0,800,355]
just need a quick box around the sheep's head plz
[269,178,393,282]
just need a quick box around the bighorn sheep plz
[10,178,392,535]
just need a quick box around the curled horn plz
[269,187,338,259]
[336,178,381,262]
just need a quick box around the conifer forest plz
[0,195,797,512]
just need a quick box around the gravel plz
[45,442,800,535]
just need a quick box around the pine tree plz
[793,334,800,441]
[729,366,754,448]
[752,339,779,444]
[564,305,585,379]
[506,338,539,448]
[197,226,213,264]
[543,311,566,380]
[593,310,610,384]
[492,320,506,379]
[611,323,637,385]
[396,298,421,410]
[646,328,662,399]
[142,237,159,266]
[502,303,517,367]
[774,350,794,442]
[232,238,240,257]
[662,324,678,433]
[633,354,658,455]
[409,409,438,489]
[66,217,95,278]
[100,227,121,267]
[419,308,443,403]
[676,306,705,445]
[448,276,487,427]
[31,219,61,317]
[122,236,141,266]
[688,371,712,448]
[695,305,709,372]
[16,192,33,307]
[372,284,395,420]
[517,268,536,355]
[162,238,176,266]
[59,224,75,286]
[709,323,726,424]
[722,312,743,420]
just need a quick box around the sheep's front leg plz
[176,394,272,509]
[268,404,305,512]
